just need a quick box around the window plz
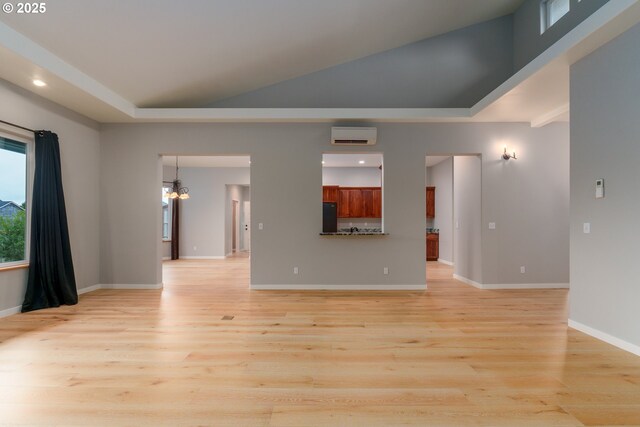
[162,184,172,240]
[541,0,570,33]
[0,136,27,265]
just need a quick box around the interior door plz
[243,200,251,251]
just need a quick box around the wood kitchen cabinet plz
[336,187,382,218]
[426,233,439,261]
[426,186,435,218]
[322,186,339,203]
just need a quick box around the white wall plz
[0,80,101,313]
[454,156,482,283]
[570,22,640,349]
[100,122,569,289]
[430,157,454,264]
[322,167,381,187]
[162,166,250,258]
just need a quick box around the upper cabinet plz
[331,186,381,218]
[426,186,435,218]
[322,186,339,203]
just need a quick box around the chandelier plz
[164,156,190,200]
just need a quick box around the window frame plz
[162,181,173,241]
[0,129,34,269]
[540,0,570,34]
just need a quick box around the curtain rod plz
[0,119,35,133]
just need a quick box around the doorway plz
[232,200,239,253]
[425,155,481,285]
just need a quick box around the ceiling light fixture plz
[33,79,47,87]
[358,160,365,164]
[164,157,190,200]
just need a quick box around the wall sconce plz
[502,147,517,160]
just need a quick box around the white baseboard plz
[437,259,453,266]
[569,319,640,357]
[481,283,569,290]
[180,256,226,260]
[78,284,101,295]
[452,274,482,289]
[100,283,163,290]
[0,305,21,319]
[162,256,171,261]
[452,274,568,290]
[251,284,426,291]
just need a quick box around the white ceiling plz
[323,153,382,168]
[162,156,250,168]
[0,0,523,108]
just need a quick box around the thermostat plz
[596,179,604,199]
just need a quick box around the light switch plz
[583,223,591,234]
[489,222,496,230]
[455,220,460,229]
[596,179,604,199]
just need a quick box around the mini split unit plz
[330,127,377,146]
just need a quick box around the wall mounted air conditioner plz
[331,127,377,146]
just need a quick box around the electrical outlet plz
[293,267,299,275]
[258,223,264,230]
[583,223,591,234]
[520,266,526,274]
[489,222,496,230]
[383,267,389,275]
[193,246,197,251]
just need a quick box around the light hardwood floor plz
[0,257,639,426]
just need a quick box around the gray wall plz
[431,157,454,264]
[100,121,569,288]
[513,0,610,71]
[162,166,250,258]
[570,23,640,346]
[207,16,513,108]
[322,167,382,187]
[454,156,482,283]
[0,80,101,312]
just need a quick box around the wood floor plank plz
[0,257,639,426]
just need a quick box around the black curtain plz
[22,131,77,312]
[170,182,180,260]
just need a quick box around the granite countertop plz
[320,231,388,236]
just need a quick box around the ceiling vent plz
[331,127,377,146]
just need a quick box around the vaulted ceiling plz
[0,0,523,108]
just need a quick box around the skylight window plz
[540,0,570,34]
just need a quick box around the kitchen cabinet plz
[426,233,439,261]
[322,186,339,203]
[426,186,435,218]
[337,187,382,218]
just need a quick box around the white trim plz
[162,256,171,260]
[530,103,570,128]
[180,256,226,260]
[453,274,569,290]
[569,319,640,357]
[100,283,163,290]
[481,283,569,290]
[0,305,21,319]
[78,284,101,295]
[437,259,454,266]
[453,274,482,289]
[250,284,426,291]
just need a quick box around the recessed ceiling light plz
[358,160,365,164]
[33,79,47,87]
[321,160,325,164]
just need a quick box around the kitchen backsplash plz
[337,219,382,229]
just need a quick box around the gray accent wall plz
[0,80,101,312]
[570,23,640,346]
[513,0,610,71]
[207,16,513,108]
[430,158,454,264]
[454,156,482,283]
[100,121,569,288]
